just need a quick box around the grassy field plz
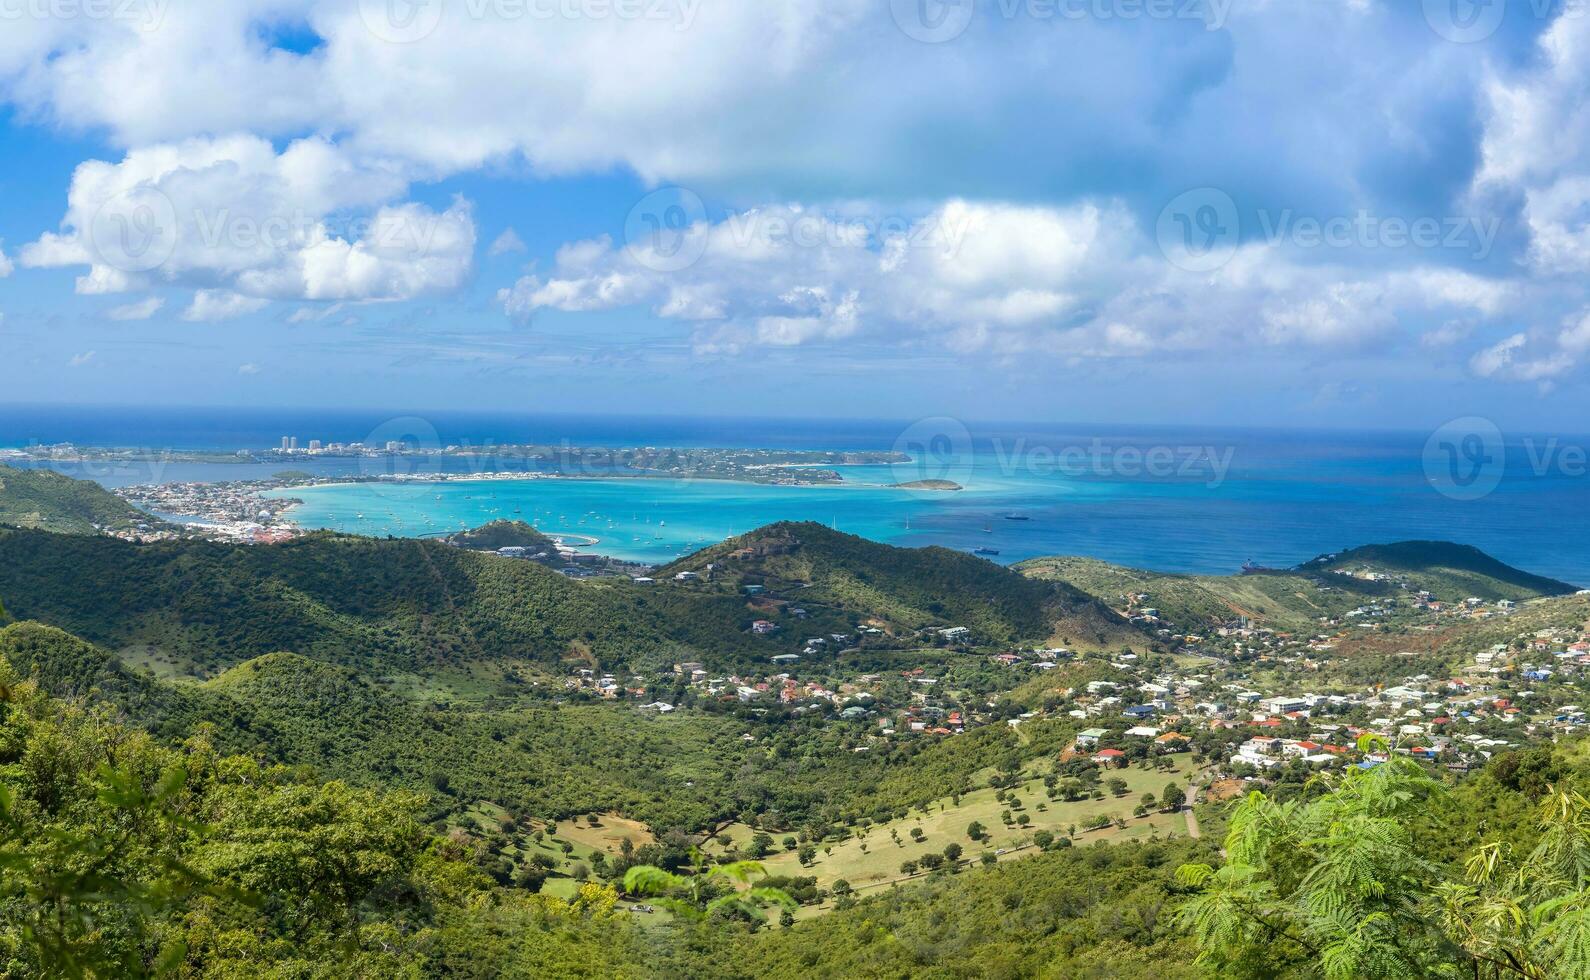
[708,756,1197,898]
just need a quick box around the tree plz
[1033,830,1054,849]
[909,828,925,842]
[1107,777,1128,797]
[1175,741,1590,979]
[622,849,794,924]
[943,843,963,862]
[797,844,817,867]
[1162,783,1186,811]
[967,821,986,842]
[747,832,775,859]
[1016,814,1030,827]
[1140,792,1156,809]
[919,853,945,871]
[900,860,918,875]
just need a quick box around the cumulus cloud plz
[488,228,527,257]
[0,2,1587,384]
[182,290,269,322]
[0,243,12,278]
[501,197,1513,360]
[105,297,164,321]
[20,134,475,304]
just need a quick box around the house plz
[1075,728,1109,748]
[1260,696,1307,715]
[938,626,972,641]
[1123,705,1157,719]
[751,620,779,635]
[1125,726,1161,738]
[1093,749,1127,767]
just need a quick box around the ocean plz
[4,404,1588,584]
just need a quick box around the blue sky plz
[2,1,1590,429]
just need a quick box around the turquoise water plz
[6,406,1587,582]
[263,433,1590,584]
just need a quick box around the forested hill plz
[1019,538,1576,634]
[0,521,1124,676]
[0,463,158,534]
[658,521,1143,650]
[1300,541,1578,599]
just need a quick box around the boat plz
[973,547,1000,556]
[1003,514,1031,521]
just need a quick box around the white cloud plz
[237,362,260,375]
[183,290,269,322]
[68,351,95,367]
[105,296,164,321]
[21,134,475,304]
[503,197,1511,361]
[0,243,12,278]
[488,228,527,257]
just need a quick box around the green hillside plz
[0,522,1142,678]
[0,463,158,534]
[1018,540,1576,635]
[659,522,1142,650]
[1301,541,1578,600]
[447,519,561,553]
[0,526,795,675]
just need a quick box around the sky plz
[2,1,1590,430]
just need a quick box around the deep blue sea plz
[3,404,1588,584]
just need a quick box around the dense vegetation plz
[0,522,1137,679]
[0,464,156,534]
[447,519,561,553]
[1019,539,1576,634]
[663,522,1140,649]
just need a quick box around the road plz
[1184,782,1201,839]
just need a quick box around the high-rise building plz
[309,440,322,451]
[289,437,299,450]
[281,436,290,451]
